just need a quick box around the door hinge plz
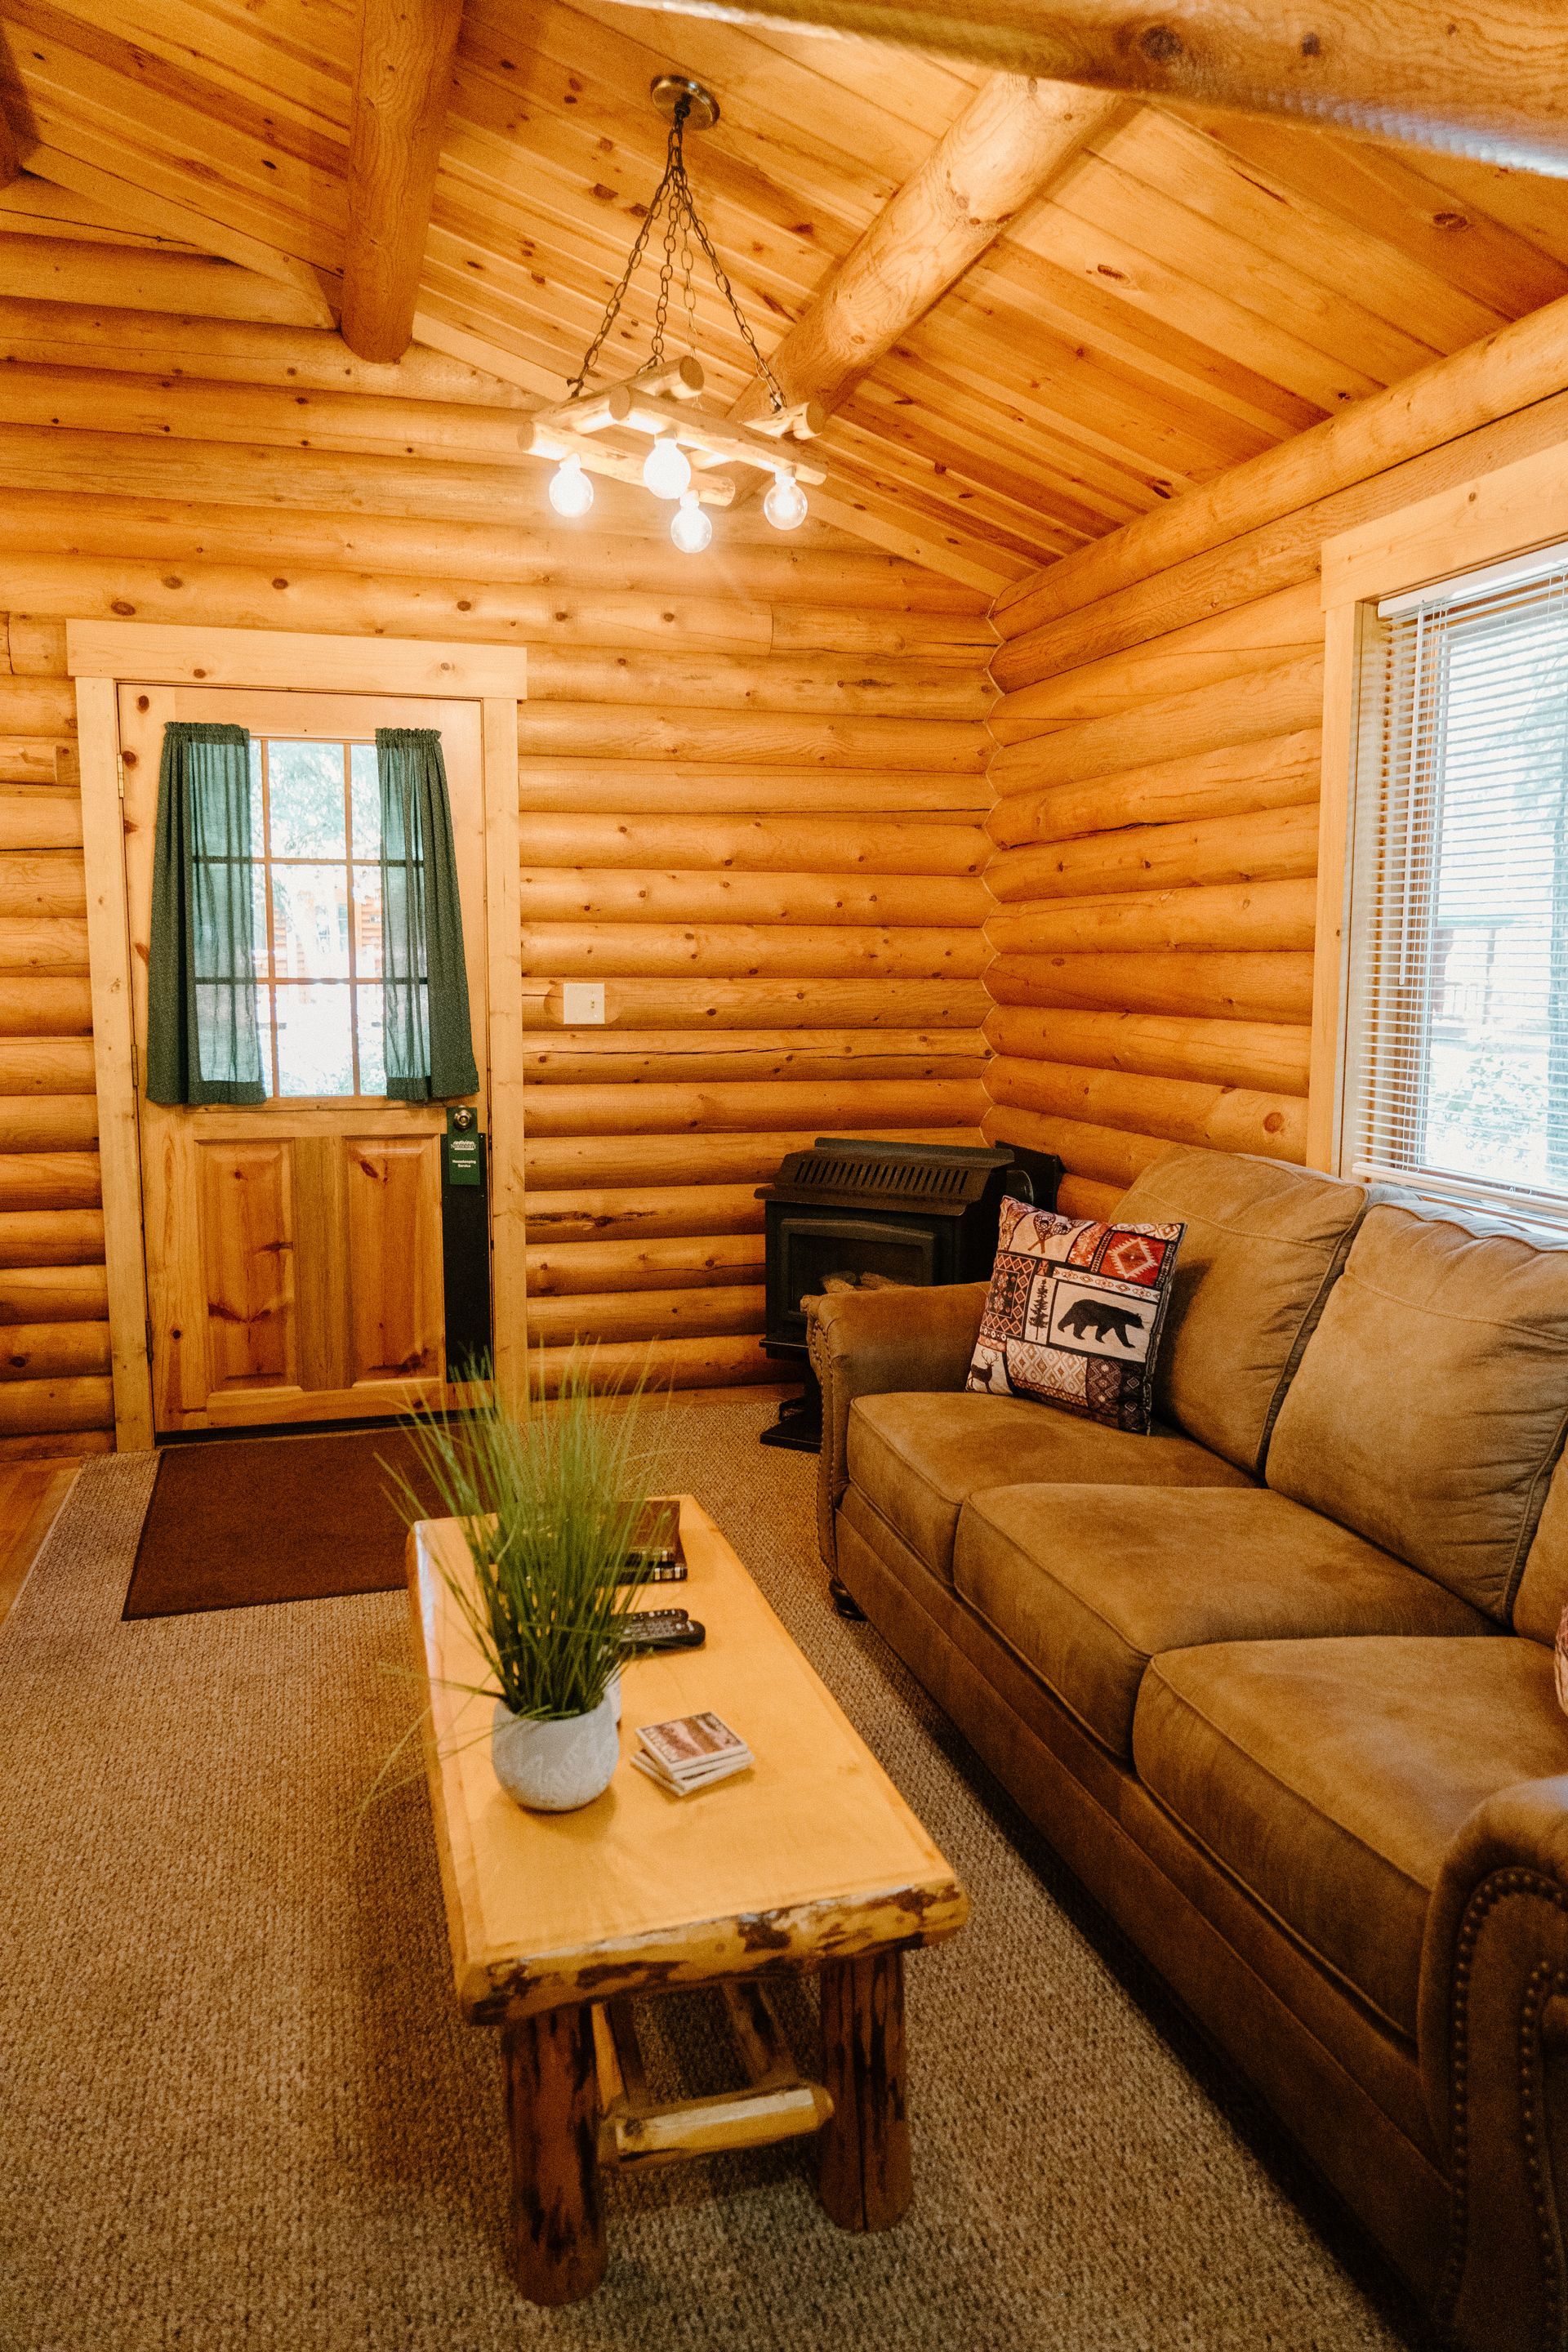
[116,754,126,801]
[145,1317,154,1365]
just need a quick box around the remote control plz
[618,1609,706,1651]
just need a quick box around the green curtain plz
[377,727,479,1100]
[146,722,266,1107]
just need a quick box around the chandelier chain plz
[567,94,785,412]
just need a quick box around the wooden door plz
[118,687,488,1432]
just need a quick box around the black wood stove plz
[756,1136,1063,1451]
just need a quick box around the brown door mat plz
[122,1426,448,1619]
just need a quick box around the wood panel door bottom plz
[149,1112,448,1430]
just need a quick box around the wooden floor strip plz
[0,1456,82,1630]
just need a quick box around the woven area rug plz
[0,1401,1420,2351]
[122,1425,445,1619]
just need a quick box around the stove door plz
[770,1214,938,1344]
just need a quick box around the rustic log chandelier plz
[532,76,826,553]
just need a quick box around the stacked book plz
[633,1711,752,1797]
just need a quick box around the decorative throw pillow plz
[967,1196,1185,1434]
[1557,1604,1568,1717]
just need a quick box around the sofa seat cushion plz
[952,1486,1488,1761]
[844,1391,1254,1582]
[1134,1637,1568,2038]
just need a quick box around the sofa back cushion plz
[1112,1148,1370,1476]
[1512,1456,1568,1646]
[1267,1200,1568,1621]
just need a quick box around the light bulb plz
[643,434,692,501]
[763,466,808,532]
[548,453,594,519]
[670,491,712,555]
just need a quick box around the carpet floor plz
[0,1400,1419,2352]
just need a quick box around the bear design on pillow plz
[1057,1298,1147,1351]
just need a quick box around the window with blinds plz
[1343,540,1568,1223]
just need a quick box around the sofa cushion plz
[1134,1637,1568,2038]
[844,1391,1252,1582]
[1512,1454,1568,1647]
[1267,1200,1568,1621]
[1115,1147,1370,1477]
[967,1196,1183,1434]
[953,1486,1489,1760]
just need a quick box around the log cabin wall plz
[976,310,1568,1223]
[0,639,102,1455]
[0,314,997,1446]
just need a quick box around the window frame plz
[1316,443,1568,1239]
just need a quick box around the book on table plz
[633,1710,752,1797]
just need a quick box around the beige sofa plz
[809,1147,1568,2352]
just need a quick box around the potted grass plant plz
[394,1351,658,1813]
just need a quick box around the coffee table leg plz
[817,1949,912,2231]
[501,2003,605,2305]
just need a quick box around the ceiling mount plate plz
[651,74,719,130]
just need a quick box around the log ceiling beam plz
[342,0,465,363]
[0,106,18,192]
[731,76,1120,428]
[601,0,1568,179]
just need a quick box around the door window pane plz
[274,982,354,1097]
[265,740,350,858]
[356,993,386,1097]
[352,864,383,978]
[249,737,387,1098]
[350,743,381,857]
[271,864,350,980]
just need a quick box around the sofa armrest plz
[1419,1771,1568,2351]
[807,1280,987,1573]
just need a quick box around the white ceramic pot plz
[491,1688,621,1813]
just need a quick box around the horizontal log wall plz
[0,310,997,1424]
[982,349,1568,1218]
[0,633,110,1457]
[519,730,992,1388]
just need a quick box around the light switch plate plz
[561,982,606,1026]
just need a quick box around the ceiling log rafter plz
[731,76,1122,426]
[591,0,1568,179]
[342,0,465,361]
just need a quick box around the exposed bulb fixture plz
[547,452,594,518]
[532,79,826,554]
[643,434,692,500]
[670,491,712,555]
[764,466,808,532]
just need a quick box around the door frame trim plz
[70,626,528,1450]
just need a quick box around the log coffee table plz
[406,1496,969,2305]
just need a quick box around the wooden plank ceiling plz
[2,0,1568,593]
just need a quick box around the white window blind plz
[1343,541,1568,1227]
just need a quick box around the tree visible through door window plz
[249,737,385,1096]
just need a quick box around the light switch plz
[561,982,606,1026]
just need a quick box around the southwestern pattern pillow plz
[966,1196,1185,1435]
